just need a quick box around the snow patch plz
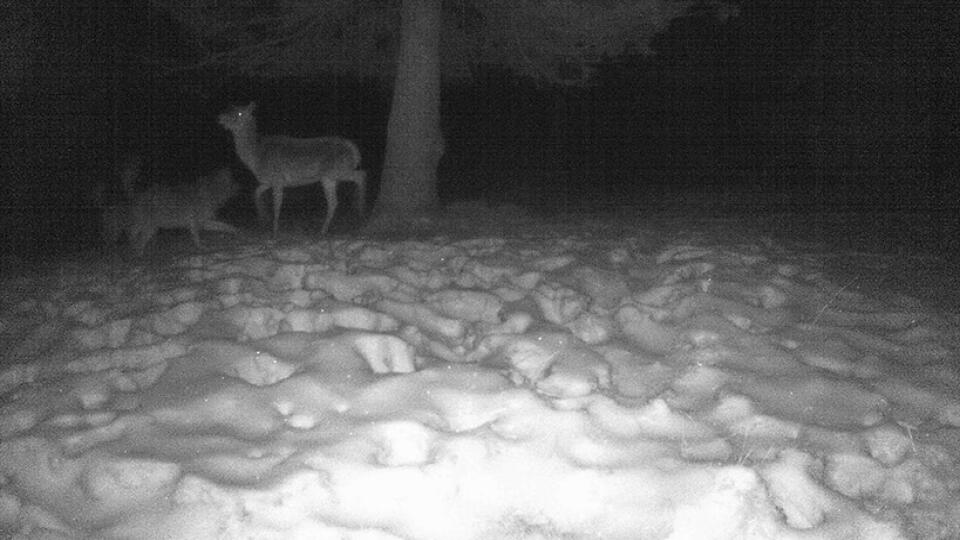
[2,231,957,538]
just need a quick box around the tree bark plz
[364,0,444,234]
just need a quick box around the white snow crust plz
[2,222,959,539]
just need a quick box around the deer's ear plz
[248,102,257,112]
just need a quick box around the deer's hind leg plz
[320,177,338,235]
[254,184,271,226]
[271,185,285,235]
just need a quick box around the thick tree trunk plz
[364,0,444,234]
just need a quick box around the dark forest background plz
[1,0,957,257]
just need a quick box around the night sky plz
[1,0,957,257]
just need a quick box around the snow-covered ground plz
[2,210,959,539]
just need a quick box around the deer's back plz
[258,135,358,177]
[131,178,236,227]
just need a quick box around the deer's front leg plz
[320,177,338,235]
[254,184,271,225]
[271,184,284,235]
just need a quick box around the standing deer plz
[218,103,366,235]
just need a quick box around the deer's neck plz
[230,119,263,173]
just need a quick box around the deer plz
[217,102,366,236]
[125,167,239,254]
[101,160,239,255]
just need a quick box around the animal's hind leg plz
[271,186,284,235]
[254,184,270,225]
[320,178,338,235]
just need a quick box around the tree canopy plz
[151,0,736,85]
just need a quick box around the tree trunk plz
[364,0,444,234]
